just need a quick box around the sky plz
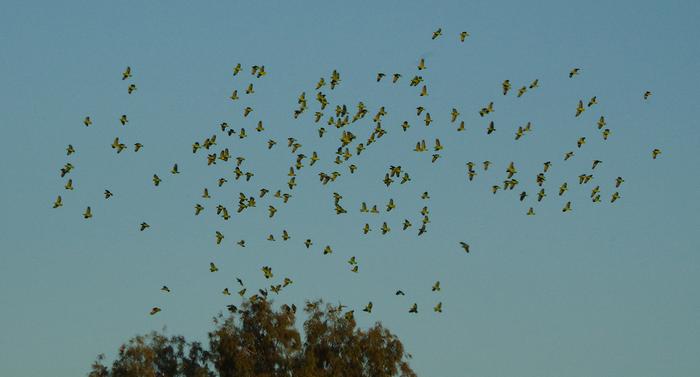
[1,0,699,376]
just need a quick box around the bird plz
[120,114,128,126]
[52,195,63,208]
[517,86,527,97]
[587,96,598,107]
[66,144,75,155]
[409,303,418,313]
[149,307,161,315]
[376,72,385,82]
[64,179,74,190]
[562,201,572,212]
[381,222,391,234]
[592,160,602,169]
[152,174,161,186]
[418,58,426,70]
[527,207,535,216]
[652,149,662,159]
[392,73,401,83]
[502,80,511,95]
[506,162,517,178]
[559,183,568,196]
[543,161,552,172]
[529,79,539,89]
[140,222,150,231]
[386,198,396,211]
[111,137,126,153]
[460,31,469,41]
[486,121,496,134]
[611,192,621,203]
[122,66,132,80]
[644,91,652,100]
[459,242,470,253]
[134,143,143,152]
[83,206,92,219]
[432,28,442,40]
[170,164,179,174]
[433,302,442,313]
[83,116,92,127]
[363,302,373,313]
[577,137,586,148]
[597,116,606,129]
[127,84,137,94]
[615,177,625,188]
[233,63,241,76]
[215,231,224,245]
[575,100,585,117]
[261,266,273,279]
[161,286,170,293]
[537,189,546,202]
[432,281,441,291]
[450,108,461,123]
[569,68,580,78]
[209,263,218,272]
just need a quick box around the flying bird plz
[122,66,132,80]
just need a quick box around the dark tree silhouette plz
[88,299,416,377]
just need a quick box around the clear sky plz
[1,1,699,376]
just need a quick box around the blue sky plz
[1,1,699,376]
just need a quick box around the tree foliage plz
[88,299,416,377]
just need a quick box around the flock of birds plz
[52,28,661,319]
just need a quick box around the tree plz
[88,299,416,377]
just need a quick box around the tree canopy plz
[88,299,416,377]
